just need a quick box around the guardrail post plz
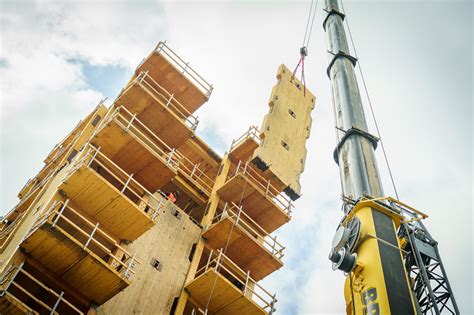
[190,164,198,179]
[140,70,148,84]
[166,149,176,166]
[84,222,99,250]
[216,249,223,272]
[165,94,174,107]
[125,114,136,133]
[51,291,64,314]
[269,294,277,315]
[265,181,271,197]
[182,62,189,74]
[87,146,101,167]
[52,199,69,228]
[243,160,249,175]
[152,198,164,221]
[243,270,250,295]
[121,174,134,194]
[3,262,24,293]
[206,85,213,98]
[205,249,213,272]
[124,253,136,279]
[192,117,199,131]
[221,202,228,220]
[235,206,242,227]
[235,160,241,176]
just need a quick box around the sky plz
[0,0,472,314]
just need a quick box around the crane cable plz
[340,0,400,200]
[293,0,319,96]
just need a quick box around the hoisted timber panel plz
[252,64,315,200]
[98,196,201,315]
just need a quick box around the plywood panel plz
[229,138,259,164]
[185,270,265,315]
[217,175,290,234]
[59,166,154,241]
[136,51,208,113]
[202,218,283,281]
[98,197,201,315]
[252,64,316,200]
[21,223,129,305]
[115,83,193,148]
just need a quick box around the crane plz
[321,0,459,314]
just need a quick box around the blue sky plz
[1,0,472,314]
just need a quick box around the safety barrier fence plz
[229,125,261,153]
[100,106,215,196]
[229,160,293,215]
[27,200,141,281]
[64,144,162,221]
[136,41,213,98]
[210,202,285,260]
[0,263,84,314]
[0,212,27,251]
[195,249,277,314]
[133,70,199,131]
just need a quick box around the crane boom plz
[323,0,418,314]
[324,0,384,204]
[322,1,459,314]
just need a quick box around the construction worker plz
[167,191,179,203]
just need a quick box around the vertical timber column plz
[174,156,232,314]
[324,0,417,314]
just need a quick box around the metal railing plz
[27,200,140,281]
[229,160,293,215]
[153,41,213,98]
[175,152,215,196]
[0,263,84,314]
[105,105,180,170]
[63,144,164,221]
[132,70,199,130]
[0,211,27,251]
[195,249,277,314]
[229,125,261,153]
[4,168,57,223]
[98,106,215,196]
[209,203,285,260]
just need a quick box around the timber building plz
[0,42,315,314]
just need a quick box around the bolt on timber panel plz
[252,64,315,201]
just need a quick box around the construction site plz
[0,0,471,314]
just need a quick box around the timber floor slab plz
[185,269,266,315]
[115,82,193,148]
[217,175,290,234]
[229,138,259,164]
[21,223,129,305]
[136,51,208,113]
[202,218,283,281]
[93,121,177,192]
[59,165,154,241]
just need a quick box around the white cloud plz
[1,0,472,314]
[0,0,167,211]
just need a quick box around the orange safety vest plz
[167,193,177,203]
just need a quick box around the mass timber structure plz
[0,42,315,314]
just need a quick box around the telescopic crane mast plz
[322,0,459,314]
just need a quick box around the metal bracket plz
[333,127,379,164]
[326,50,358,78]
[323,8,346,31]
